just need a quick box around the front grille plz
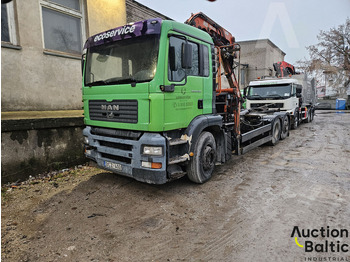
[251,103,284,108]
[89,100,138,123]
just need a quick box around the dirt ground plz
[2,111,350,262]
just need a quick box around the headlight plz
[143,146,163,156]
[83,136,89,144]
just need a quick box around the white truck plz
[245,74,316,129]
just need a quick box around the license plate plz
[104,161,122,171]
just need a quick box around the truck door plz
[162,34,211,131]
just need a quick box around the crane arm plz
[185,12,240,91]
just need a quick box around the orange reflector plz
[189,152,194,157]
[151,162,162,169]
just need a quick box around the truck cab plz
[246,78,300,112]
[246,75,315,129]
[83,19,217,184]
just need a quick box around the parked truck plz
[245,63,316,129]
[82,13,290,184]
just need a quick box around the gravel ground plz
[2,110,350,262]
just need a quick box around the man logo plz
[101,104,120,111]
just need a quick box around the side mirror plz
[243,87,248,98]
[182,43,192,69]
[169,46,177,71]
[81,53,86,76]
[296,88,302,98]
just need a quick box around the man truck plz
[82,13,290,184]
[245,62,316,129]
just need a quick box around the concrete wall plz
[1,0,126,112]
[238,39,286,88]
[1,117,85,183]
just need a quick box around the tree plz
[298,18,350,97]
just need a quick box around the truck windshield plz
[84,35,159,86]
[247,84,292,100]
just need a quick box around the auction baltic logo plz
[291,226,349,261]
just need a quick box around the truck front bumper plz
[83,126,168,184]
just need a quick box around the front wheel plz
[187,132,217,184]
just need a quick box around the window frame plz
[40,0,86,56]
[1,1,19,47]
[167,35,210,82]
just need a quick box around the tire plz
[310,109,314,122]
[280,115,290,140]
[306,110,311,123]
[187,132,217,184]
[225,132,232,162]
[268,119,282,146]
[291,109,299,130]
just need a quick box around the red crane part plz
[273,61,296,77]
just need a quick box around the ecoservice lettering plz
[94,25,136,42]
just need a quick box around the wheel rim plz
[282,117,289,134]
[202,145,215,171]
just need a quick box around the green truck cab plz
[83,19,220,184]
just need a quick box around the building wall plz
[1,0,126,112]
[238,39,286,88]
[126,0,171,23]
[86,0,126,36]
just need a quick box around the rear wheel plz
[280,115,290,140]
[310,108,314,122]
[291,109,299,129]
[306,109,311,123]
[187,132,216,184]
[307,108,314,123]
[268,119,282,146]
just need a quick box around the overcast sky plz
[136,0,350,65]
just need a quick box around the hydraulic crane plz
[185,12,242,136]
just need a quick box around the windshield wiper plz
[106,77,137,85]
[87,80,107,87]
[86,77,138,87]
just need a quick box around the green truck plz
[82,14,290,184]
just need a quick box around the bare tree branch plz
[297,18,350,97]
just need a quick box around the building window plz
[1,1,18,45]
[41,0,85,55]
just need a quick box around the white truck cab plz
[245,75,316,129]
